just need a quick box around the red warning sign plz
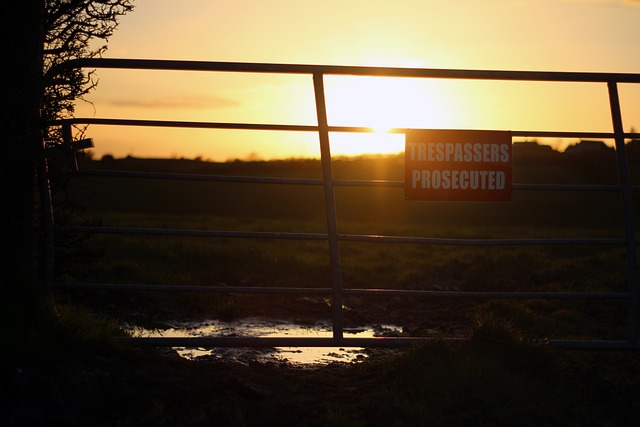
[405,129,512,201]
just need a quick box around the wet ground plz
[108,293,477,367]
[131,317,404,364]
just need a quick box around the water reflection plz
[133,318,402,365]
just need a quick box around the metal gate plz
[42,59,640,350]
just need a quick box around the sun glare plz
[329,131,404,157]
[323,75,461,156]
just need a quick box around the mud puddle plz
[132,317,403,365]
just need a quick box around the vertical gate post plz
[61,121,77,171]
[39,129,55,291]
[608,80,639,345]
[313,72,344,340]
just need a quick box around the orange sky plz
[73,0,640,160]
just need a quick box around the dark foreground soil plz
[4,345,374,427]
[3,294,640,427]
[5,329,640,427]
[1,294,468,427]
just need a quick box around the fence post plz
[61,121,78,171]
[38,129,55,291]
[608,80,639,345]
[313,72,344,340]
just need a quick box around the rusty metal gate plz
[42,59,640,350]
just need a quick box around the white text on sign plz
[407,142,510,163]
[404,130,512,202]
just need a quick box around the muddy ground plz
[5,293,640,427]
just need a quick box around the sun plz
[322,75,460,156]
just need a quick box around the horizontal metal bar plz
[512,183,621,191]
[69,169,624,192]
[370,127,626,140]
[338,233,627,246]
[114,336,640,351]
[56,225,329,241]
[56,225,625,246]
[46,58,640,83]
[51,282,631,301]
[342,288,630,300]
[73,169,323,186]
[50,118,639,141]
[117,336,425,348]
[333,179,404,188]
[53,282,334,295]
[57,117,318,132]
[332,180,623,191]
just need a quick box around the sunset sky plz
[73,0,640,161]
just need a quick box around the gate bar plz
[56,225,627,246]
[45,58,640,84]
[608,81,639,344]
[115,336,640,351]
[44,58,640,349]
[52,281,630,300]
[313,72,344,340]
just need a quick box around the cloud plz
[108,95,240,110]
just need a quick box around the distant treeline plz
[82,140,640,183]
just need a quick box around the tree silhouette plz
[0,1,133,299]
[43,0,133,131]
